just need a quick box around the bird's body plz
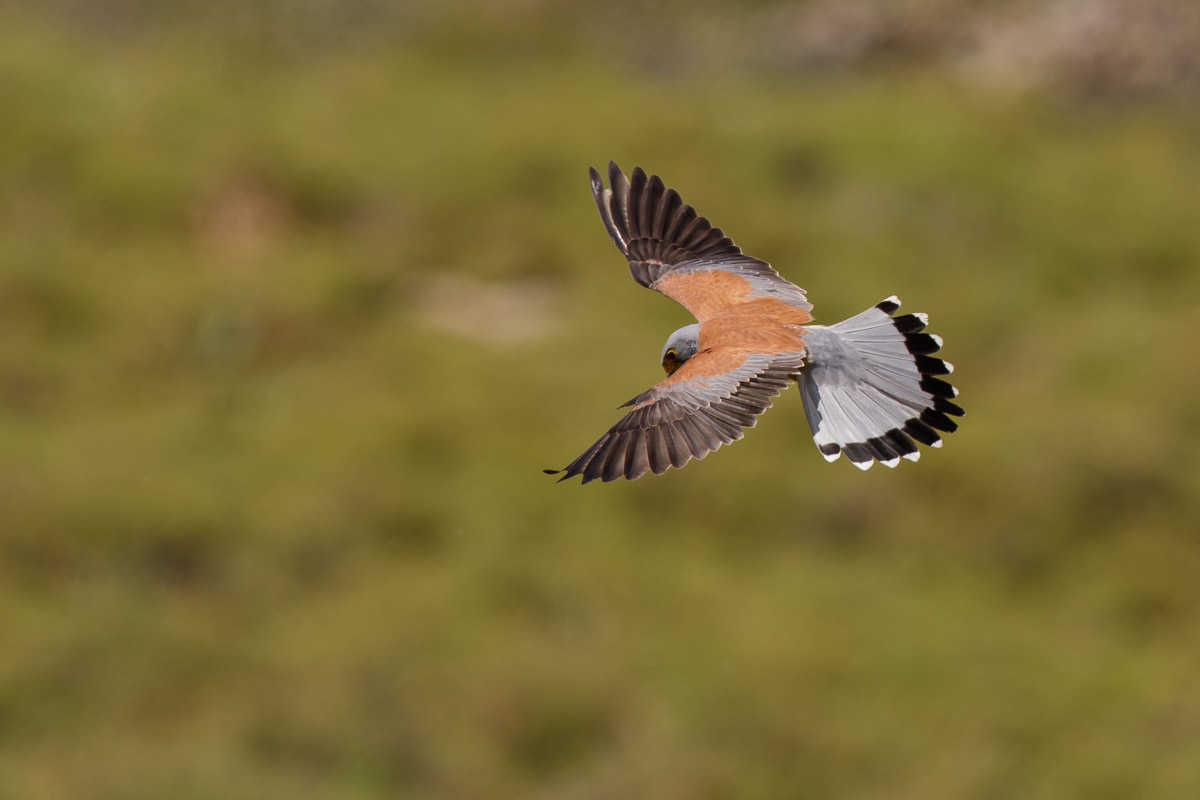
[547,163,963,483]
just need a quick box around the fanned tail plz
[799,297,963,470]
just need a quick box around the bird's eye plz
[666,349,676,360]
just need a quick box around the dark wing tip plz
[544,467,582,484]
[589,165,602,186]
[608,160,624,185]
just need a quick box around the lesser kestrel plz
[546,163,963,483]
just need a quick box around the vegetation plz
[3,2,1199,797]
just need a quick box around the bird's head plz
[660,324,700,376]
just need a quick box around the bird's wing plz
[548,348,807,483]
[591,162,812,323]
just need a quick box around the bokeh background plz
[4,0,1200,797]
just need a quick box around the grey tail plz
[799,297,963,470]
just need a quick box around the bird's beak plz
[663,361,678,376]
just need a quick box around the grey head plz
[660,323,701,376]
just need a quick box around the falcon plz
[546,162,963,483]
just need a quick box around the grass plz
[2,4,1200,798]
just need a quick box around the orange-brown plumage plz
[697,298,810,352]
[655,270,812,329]
[657,348,750,385]
[661,299,810,386]
[654,269,753,321]
[652,249,811,382]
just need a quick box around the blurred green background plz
[3,0,1200,797]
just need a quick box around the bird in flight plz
[546,162,963,483]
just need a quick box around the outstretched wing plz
[591,162,812,322]
[548,349,807,484]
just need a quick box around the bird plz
[545,162,963,484]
